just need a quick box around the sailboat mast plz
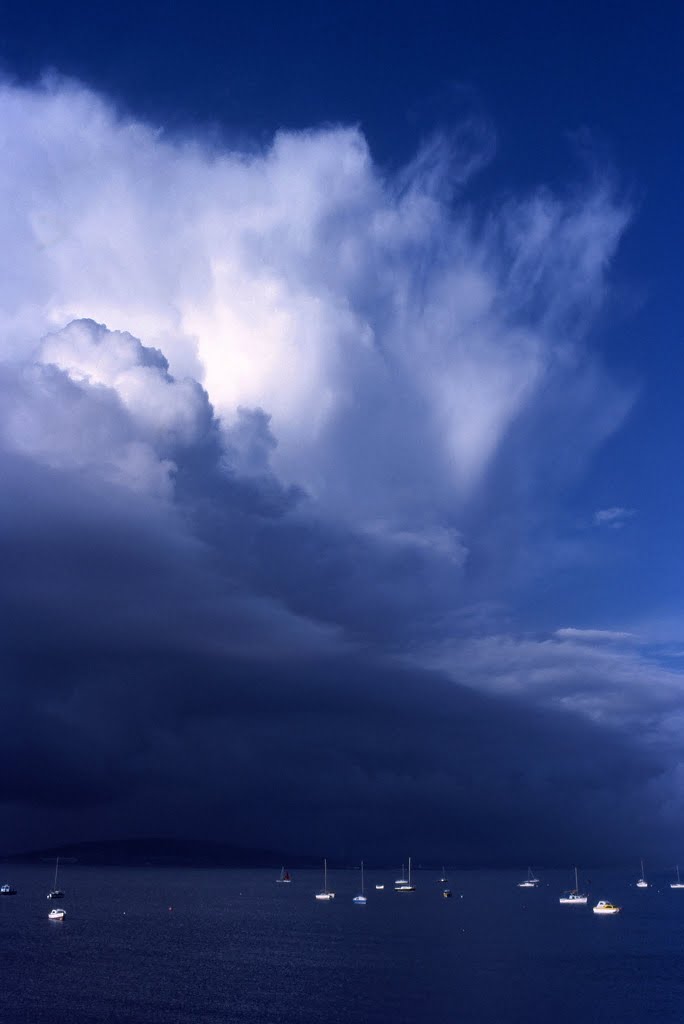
[408,856,411,885]
[54,856,59,888]
[361,860,364,895]
[324,858,327,892]
[574,866,579,893]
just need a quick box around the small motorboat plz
[442,888,453,898]
[375,884,384,890]
[593,900,620,915]
[0,884,17,896]
[48,908,66,920]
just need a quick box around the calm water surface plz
[1,866,683,1023]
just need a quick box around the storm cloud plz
[0,76,676,863]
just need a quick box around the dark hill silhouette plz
[2,837,319,867]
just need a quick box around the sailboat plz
[47,857,64,900]
[438,865,448,883]
[559,866,588,904]
[394,863,408,885]
[636,859,648,888]
[276,866,292,884]
[315,858,335,900]
[395,856,416,892]
[671,865,684,889]
[518,866,540,888]
[353,861,367,904]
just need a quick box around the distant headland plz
[1,838,321,868]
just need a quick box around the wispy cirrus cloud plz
[554,627,637,643]
[594,506,637,528]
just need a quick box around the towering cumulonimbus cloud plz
[2,75,678,862]
[0,75,630,523]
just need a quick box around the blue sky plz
[1,1,683,861]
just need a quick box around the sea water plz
[1,866,683,1023]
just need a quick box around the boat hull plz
[593,903,620,914]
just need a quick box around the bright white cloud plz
[0,75,631,532]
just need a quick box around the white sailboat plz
[559,866,588,904]
[47,856,64,900]
[518,866,540,888]
[636,859,648,888]
[353,861,367,904]
[275,866,292,884]
[394,863,408,885]
[671,865,684,889]
[315,858,335,900]
[438,865,448,883]
[395,856,416,892]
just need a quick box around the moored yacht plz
[671,865,684,889]
[352,861,367,904]
[315,859,335,900]
[518,866,540,888]
[0,884,17,895]
[559,867,588,904]
[636,859,648,889]
[47,856,64,899]
[395,857,416,892]
[48,907,66,920]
